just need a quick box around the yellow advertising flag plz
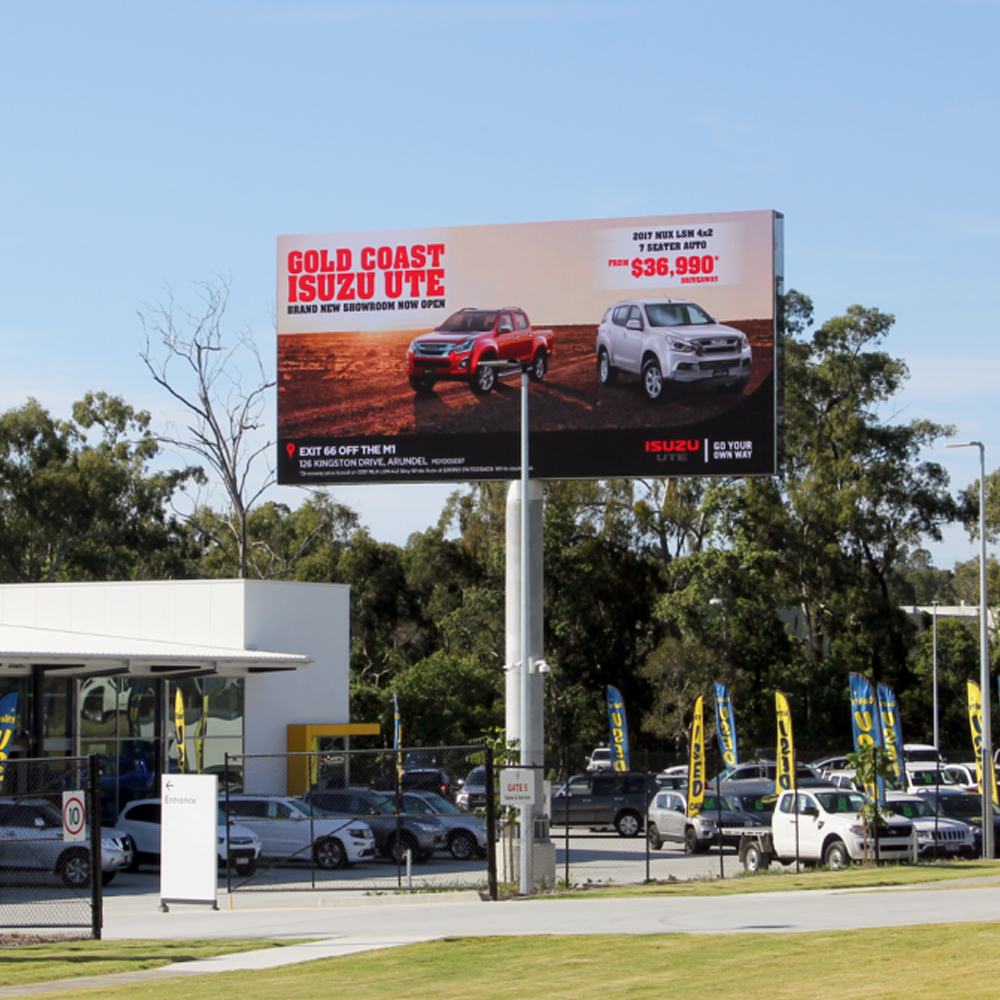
[174,687,186,774]
[687,695,706,817]
[775,691,796,793]
[967,681,998,805]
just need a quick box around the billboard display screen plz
[277,210,782,485]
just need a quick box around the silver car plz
[401,791,487,860]
[0,797,132,887]
[596,299,752,400]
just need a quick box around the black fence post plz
[485,745,497,901]
[644,750,651,884]
[225,753,232,895]
[88,753,102,940]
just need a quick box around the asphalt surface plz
[3,878,1000,997]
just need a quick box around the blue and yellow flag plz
[174,687,186,774]
[0,692,17,784]
[713,682,739,771]
[849,672,882,801]
[775,691,795,793]
[687,695,705,817]
[876,683,903,787]
[606,686,630,772]
[967,681,999,805]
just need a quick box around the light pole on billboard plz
[946,440,992,858]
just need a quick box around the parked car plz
[884,793,976,858]
[219,795,375,869]
[0,797,132,887]
[455,765,487,812]
[810,755,851,776]
[915,788,1000,857]
[725,789,778,825]
[904,766,957,792]
[716,760,827,788]
[596,299,751,400]
[943,763,979,791]
[646,790,764,853]
[303,787,446,863]
[116,798,262,875]
[406,307,555,394]
[550,772,657,837]
[586,747,612,773]
[400,791,487,860]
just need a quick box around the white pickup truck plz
[737,788,915,872]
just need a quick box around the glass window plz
[514,311,528,331]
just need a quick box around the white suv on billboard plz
[596,299,752,400]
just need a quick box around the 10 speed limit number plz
[62,791,86,842]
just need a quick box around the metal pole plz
[88,753,102,940]
[518,363,532,895]
[947,440,992,858]
[485,746,497,901]
[932,601,940,752]
[977,444,994,859]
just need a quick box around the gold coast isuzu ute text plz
[405,308,555,394]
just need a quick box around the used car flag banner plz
[967,681,999,805]
[687,695,706,817]
[0,692,16,783]
[277,211,782,485]
[713,682,738,770]
[606,686,630,772]
[849,672,882,802]
[876,683,904,786]
[774,691,795,792]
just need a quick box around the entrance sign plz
[277,210,782,484]
[160,774,218,908]
[62,791,86,842]
[500,768,538,806]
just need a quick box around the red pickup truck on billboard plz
[405,307,555,394]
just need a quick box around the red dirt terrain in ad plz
[278,320,773,440]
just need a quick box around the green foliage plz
[0,394,196,581]
[846,743,898,846]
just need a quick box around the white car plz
[220,795,376,869]
[885,793,976,858]
[117,798,262,875]
[596,299,752,400]
[586,747,612,773]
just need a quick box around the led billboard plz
[277,210,782,484]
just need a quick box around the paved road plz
[2,879,999,997]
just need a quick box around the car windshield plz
[465,767,485,786]
[701,795,736,812]
[937,794,1000,818]
[889,799,936,819]
[286,800,314,817]
[416,793,462,815]
[814,792,865,814]
[644,303,713,327]
[908,769,954,786]
[436,311,497,333]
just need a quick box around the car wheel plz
[597,348,617,385]
[824,838,850,871]
[743,840,770,874]
[408,375,436,393]
[615,810,641,838]
[642,358,665,401]
[647,822,662,851]
[449,829,478,861]
[57,848,91,888]
[101,872,117,886]
[528,350,547,382]
[314,836,347,870]
[389,831,419,865]
[683,826,702,855]
[470,361,496,394]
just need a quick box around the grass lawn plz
[10,924,1000,1000]
[534,858,1000,898]
[0,939,300,988]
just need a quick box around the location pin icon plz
[286,443,296,458]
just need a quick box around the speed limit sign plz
[62,791,87,842]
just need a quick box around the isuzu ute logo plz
[644,439,699,453]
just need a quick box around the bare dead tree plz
[140,278,275,578]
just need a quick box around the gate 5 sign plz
[277,210,782,485]
[500,768,538,806]
[62,791,86,843]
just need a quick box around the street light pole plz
[518,361,532,895]
[947,440,992,858]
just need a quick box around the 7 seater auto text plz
[596,299,752,400]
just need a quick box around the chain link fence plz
[0,756,107,938]
[221,745,496,896]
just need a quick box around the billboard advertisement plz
[277,210,782,485]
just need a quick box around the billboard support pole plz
[518,363,532,896]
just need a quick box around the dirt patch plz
[278,320,774,439]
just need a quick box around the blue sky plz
[1,1,996,570]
